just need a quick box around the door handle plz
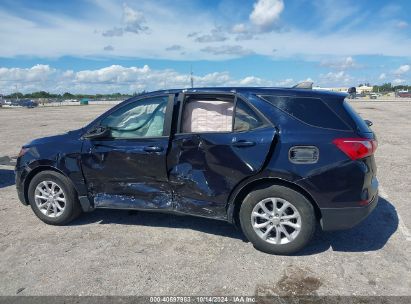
[143,146,164,152]
[231,140,256,147]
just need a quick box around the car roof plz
[87,86,347,129]
[138,87,348,99]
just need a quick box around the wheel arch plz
[23,166,76,204]
[227,177,322,227]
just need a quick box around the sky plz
[0,0,410,94]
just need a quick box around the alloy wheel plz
[34,181,66,218]
[251,197,302,245]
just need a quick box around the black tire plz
[239,184,316,255]
[28,170,82,225]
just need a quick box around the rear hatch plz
[338,98,378,204]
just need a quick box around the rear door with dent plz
[167,92,277,219]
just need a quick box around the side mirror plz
[83,126,110,139]
[364,119,373,127]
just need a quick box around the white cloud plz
[0,64,278,94]
[75,65,151,83]
[102,3,148,36]
[275,78,294,87]
[239,76,273,86]
[394,64,410,75]
[379,73,386,80]
[320,71,352,85]
[320,56,357,70]
[191,27,228,43]
[230,23,256,41]
[0,64,56,82]
[165,45,182,51]
[122,3,148,33]
[343,56,355,67]
[103,45,114,51]
[232,23,248,34]
[1,1,411,61]
[62,70,74,78]
[250,0,284,31]
[4,63,390,94]
[102,27,123,37]
[200,45,253,56]
[392,78,405,85]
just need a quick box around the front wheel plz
[28,171,82,225]
[239,185,316,255]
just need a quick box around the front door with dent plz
[81,94,174,210]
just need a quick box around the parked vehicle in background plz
[20,99,38,108]
[9,99,38,108]
[397,90,411,98]
[369,93,378,99]
[15,86,378,254]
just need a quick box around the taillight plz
[332,138,377,160]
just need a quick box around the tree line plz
[372,83,411,93]
[2,91,149,100]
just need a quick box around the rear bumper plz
[320,194,378,231]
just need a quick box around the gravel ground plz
[0,102,410,296]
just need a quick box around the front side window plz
[101,96,168,138]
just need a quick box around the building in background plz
[314,85,373,94]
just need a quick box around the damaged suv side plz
[15,87,378,254]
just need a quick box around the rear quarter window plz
[234,98,265,132]
[260,95,350,130]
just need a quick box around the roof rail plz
[292,81,313,89]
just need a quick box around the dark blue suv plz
[15,87,378,254]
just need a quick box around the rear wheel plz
[28,171,81,225]
[239,185,315,255]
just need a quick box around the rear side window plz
[180,95,265,133]
[261,95,350,130]
[343,99,371,133]
[234,98,264,132]
[181,97,234,133]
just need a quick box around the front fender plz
[16,134,87,204]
